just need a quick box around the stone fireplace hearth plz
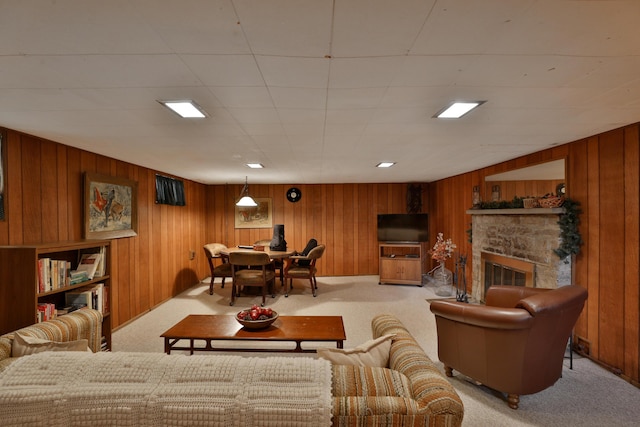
[467,208,572,302]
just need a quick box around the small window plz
[155,174,185,206]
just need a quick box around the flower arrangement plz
[430,232,456,263]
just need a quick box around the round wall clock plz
[286,187,302,203]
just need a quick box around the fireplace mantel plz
[466,208,565,215]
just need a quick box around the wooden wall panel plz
[567,139,590,339]
[586,136,601,357]
[598,130,626,368]
[205,182,421,278]
[623,126,640,383]
[427,124,639,385]
[21,136,42,244]
[0,128,210,332]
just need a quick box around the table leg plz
[337,340,344,349]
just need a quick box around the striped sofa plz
[0,309,102,371]
[0,311,462,426]
[331,314,464,426]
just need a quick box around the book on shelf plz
[64,303,88,313]
[95,246,107,277]
[69,270,89,285]
[65,283,106,314]
[76,252,101,280]
[37,258,72,292]
[100,336,109,352]
[38,258,46,293]
[37,302,56,322]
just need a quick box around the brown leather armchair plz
[429,285,588,409]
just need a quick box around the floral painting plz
[84,173,138,239]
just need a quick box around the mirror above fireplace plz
[483,158,566,202]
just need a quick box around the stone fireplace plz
[468,208,572,302]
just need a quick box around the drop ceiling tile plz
[134,0,251,54]
[327,88,386,109]
[329,57,403,88]
[233,0,332,56]
[332,0,434,57]
[208,86,273,108]
[182,55,264,86]
[269,87,326,109]
[256,56,329,88]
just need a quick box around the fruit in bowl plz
[236,305,278,329]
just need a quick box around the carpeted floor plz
[113,275,639,426]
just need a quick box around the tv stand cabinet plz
[378,242,426,286]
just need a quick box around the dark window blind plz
[155,174,185,206]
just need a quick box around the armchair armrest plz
[429,300,533,330]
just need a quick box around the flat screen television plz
[377,213,429,243]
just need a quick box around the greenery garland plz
[475,196,583,260]
[553,198,583,260]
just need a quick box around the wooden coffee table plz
[161,314,346,354]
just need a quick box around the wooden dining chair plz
[229,251,276,306]
[255,238,288,286]
[283,244,325,297]
[203,243,232,295]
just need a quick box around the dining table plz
[221,245,296,286]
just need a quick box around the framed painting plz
[235,198,272,229]
[84,172,138,239]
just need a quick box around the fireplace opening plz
[481,252,535,300]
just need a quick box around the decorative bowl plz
[236,310,279,330]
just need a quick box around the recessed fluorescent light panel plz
[158,100,207,118]
[435,101,486,119]
[376,162,396,168]
[246,163,264,169]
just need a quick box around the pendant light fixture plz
[236,176,258,207]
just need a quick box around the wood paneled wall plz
[205,183,429,277]
[428,123,640,386]
[3,123,637,386]
[0,128,210,331]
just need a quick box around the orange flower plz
[430,232,456,262]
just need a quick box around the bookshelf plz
[0,240,112,350]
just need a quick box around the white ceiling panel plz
[0,1,638,184]
[233,0,333,57]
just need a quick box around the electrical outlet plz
[189,250,195,260]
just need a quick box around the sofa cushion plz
[12,333,89,357]
[331,364,413,398]
[317,334,394,367]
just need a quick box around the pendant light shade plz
[236,176,258,207]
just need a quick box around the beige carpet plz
[113,275,639,426]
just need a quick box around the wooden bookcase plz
[378,242,427,286]
[0,240,112,350]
